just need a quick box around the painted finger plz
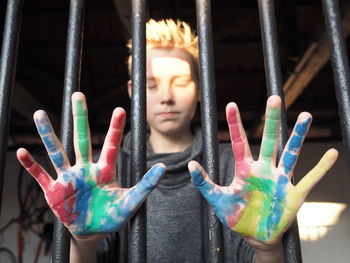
[123,164,166,209]
[188,160,222,207]
[226,102,252,162]
[259,95,281,165]
[296,148,338,195]
[98,108,126,168]
[33,110,70,172]
[278,112,312,178]
[16,148,53,192]
[72,92,92,164]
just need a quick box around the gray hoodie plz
[97,128,254,262]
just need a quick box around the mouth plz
[158,112,179,119]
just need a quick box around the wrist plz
[253,241,284,263]
[70,233,107,263]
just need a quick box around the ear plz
[127,80,132,98]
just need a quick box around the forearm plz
[70,234,106,263]
[254,241,284,263]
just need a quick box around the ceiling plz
[0,0,349,148]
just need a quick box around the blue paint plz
[73,176,92,233]
[138,165,166,190]
[35,118,53,135]
[283,117,312,174]
[190,169,219,203]
[42,135,57,152]
[51,152,65,170]
[191,168,246,228]
[269,175,288,234]
[295,117,311,134]
[283,152,297,175]
[215,195,245,229]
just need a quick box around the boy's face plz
[145,48,199,137]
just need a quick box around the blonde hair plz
[127,19,198,74]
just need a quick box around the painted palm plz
[17,92,165,235]
[189,95,338,244]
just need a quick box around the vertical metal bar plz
[257,0,302,262]
[195,0,224,262]
[52,1,85,262]
[0,0,23,216]
[321,0,350,169]
[129,0,147,262]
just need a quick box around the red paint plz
[104,111,124,166]
[105,130,121,165]
[46,181,78,225]
[96,111,124,184]
[112,110,126,129]
[20,150,78,225]
[97,165,114,185]
[19,151,51,191]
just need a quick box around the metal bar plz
[257,0,302,262]
[129,0,147,262]
[195,0,224,262]
[321,0,350,170]
[0,0,23,216]
[52,1,85,262]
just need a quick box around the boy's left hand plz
[189,95,338,247]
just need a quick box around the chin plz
[156,124,186,136]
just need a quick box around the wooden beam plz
[250,4,350,138]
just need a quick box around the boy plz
[17,19,338,263]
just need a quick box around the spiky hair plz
[127,19,198,74]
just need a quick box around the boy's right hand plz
[16,92,166,236]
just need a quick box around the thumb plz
[296,148,338,195]
[123,164,166,211]
[188,160,221,204]
[137,163,166,193]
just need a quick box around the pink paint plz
[226,205,243,227]
[228,107,245,162]
[228,107,251,178]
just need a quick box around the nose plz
[159,84,174,105]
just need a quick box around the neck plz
[149,128,194,154]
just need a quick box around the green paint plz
[87,187,114,231]
[234,176,276,240]
[245,176,274,195]
[257,193,272,239]
[76,100,89,163]
[261,108,279,158]
[258,160,274,178]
